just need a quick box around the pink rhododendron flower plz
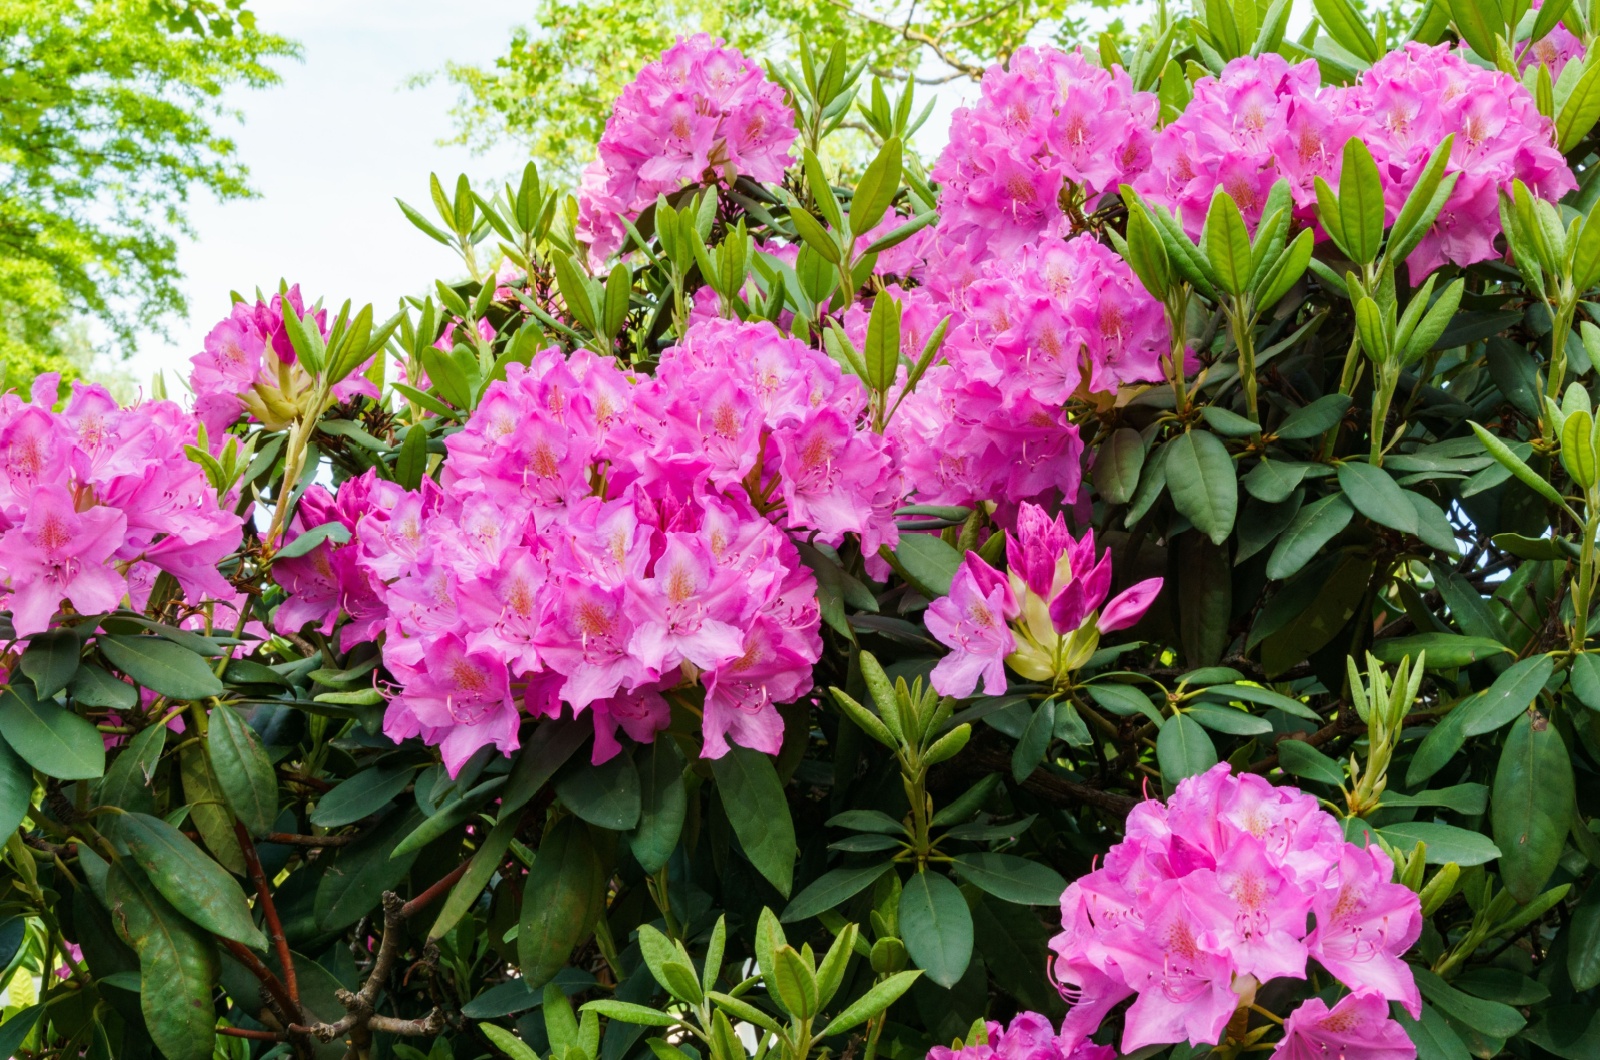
[927,502,1161,697]
[932,47,1157,263]
[1273,991,1416,1060]
[0,377,244,637]
[1050,764,1423,1056]
[927,1012,1115,1060]
[576,35,798,264]
[1517,0,1585,80]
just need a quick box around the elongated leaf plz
[1337,461,1418,534]
[1157,712,1218,783]
[820,969,922,1036]
[1276,739,1345,785]
[711,748,796,896]
[120,812,267,949]
[1469,421,1568,507]
[951,853,1066,906]
[1166,430,1238,545]
[99,635,223,701]
[1092,428,1146,505]
[630,738,687,874]
[1266,494,1354,580]
[1494,711,1573,901]
[1338,138,1386,263]
[0,682,103,780]
[1456,655,1553,737]
[519,817,606,987]
[0,736,31,838]
[898,871,973,988]
[108,862,219,1060]
[391,776,506,859]
[1415,967,1526,1039]
[311,762,413,827]
[206,703,277,836]
[555,749,640,831]
[1380,821,1502,865]
[314,806,423,931]
[1204,192,1254,296]
[782,862,895,922]
[20,629,80,699]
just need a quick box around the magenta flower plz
[1305,845,1423,1018]
[1273,991,1416,1060]
[926,552,1019,698]
[384,634,518,775]
[2,486,127,636]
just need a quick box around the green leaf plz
[555,749,640,830]
[1371,634,1512,669]
[1265,494,1354,580]
[0,1005,42,1059]
[850,136,903,233]
[1243,460,1312,503]
[1011,698,1055,782]
[1569,880,1600,990]
[1157,712,1218,783]
[1338,138,1386,264]
[1314,0,1380,60]
[1336,461,1418,534]
[310,762,413,828]
[501,716,589,818]
[1200,683,1322,721]
[69,663,138,710]
[1415,967,1526,1039]
[107,862,218,1060]
[782,863,894,921]
[581,1000,679,1028]
[1165,430,1238,545]
[1558,59,1600,152]
[862,294,902,392]
[1396,1000,1471,1060]
[1275,394,1352,440]
[890,534,962,597]
[1187,703,1274,735]
[1275,739,1345,786]
[1573,652,1600,710]
[1523,1006,1600,1059]
[1203,191,1254,296]
[481,1025,542,1060]
[630,738,687,874]
[1446,0,1501,58]
[314,805,423,931]
[0,736,32,838]
[1091,428,1146,505]
[950,853,1067,906]
[390,776,506,859]
[519,817,606,988]
[819,969,922,1036]
[119,811,268,949]
[98,635,224,701]
[1469,421,1568,508]
[206,703,277,836]
[1493,711,1574,901]
[789,206,841,264]
[395,424,429,490]
[429,813,519,941]
[1378,784,1488,814]
[0,682,103,780]
[710,747,797,896]
[1379,822,1502,865]
[898,871,973,988]
[273,520,351,560]
[1200,406,1260,436]
[1407,706,1472,787]
[20,629,80,699]
[1455,654,1553,737]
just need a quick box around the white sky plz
[122,0,535,386]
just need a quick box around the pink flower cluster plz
[189,286,378,437]
[931,46,1157,263]
[1051,764,1422,1057]
[1134,55,1360,237]
[887,234,1169,511]
[926,502,1162,697]
[0,376,243,637]
[1355,42,1575,276]
[926,1012,1113,1060]
[577,35,798,265]
[1134,48,1574,277]
[1519,0,1586,80]
[276,319,903,772]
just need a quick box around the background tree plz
[0,0,294,382]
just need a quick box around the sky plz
[122,0,535,385]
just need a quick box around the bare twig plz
[237,822,299,1008]
[262,831,358,848]
[824,0,986,79]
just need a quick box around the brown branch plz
[219,1026,286,1041]
[217,936,301,1030]
[823,0,985,79]
[962,746,1141,817]
[263,831,358,848]
[237,821,299,1008]
[400,859,473,920]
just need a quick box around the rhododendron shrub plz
[9,6,1600,1059]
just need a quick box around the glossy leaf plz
[898,871,973,988]
[519,817,606,988]
[0,682,103,780]
[119,812,268,949]
[710,747,796,896]
[1493,711,1574,901]
[99,635,223,701]
[206,703,277,836]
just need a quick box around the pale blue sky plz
[124,0,533,384]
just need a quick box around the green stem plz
[1228,299,1259,423]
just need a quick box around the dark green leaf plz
[272,520,351,560]
[0,682,103,780]
[1336,461,1418,534]
[0,736,31,839]
[119,811,267,949]
[1275,394,1352,440]
[107,862,218,1060]
[1091,428,1146,505]
[68,663,138,710]
[1568,879,1600,990]
[898,871,973,988]
[1378,784,1488,814]
[1275,738,1345,785]
[950,853,1066,906]
[519,817,606,988]
[99,635,223,701]
[1157,712,1217,783]
[1523,1006,1600,1059]
[891,534,962,597]
[710,747,797,896]
[1187,703,1273,735]
[782,863,894,922]
[1011,698,1055,782]
[1266,494,1354,580]
[207,703,277,836]
[555,749,640,831]
[314,806,424,932]
[1379,822,1501,865]
[630,738,687,874]
[1456,654,1553,737]
[1414,967,1525,1039]
[501,716,589,819]
[1199,406,1260,436]
[20,629,79,699]
[1493,711,1573,901]
[1371,634,1512,669]
[1165,430,1238,545]
[311,762,413,828]
[1243,459,1311,503]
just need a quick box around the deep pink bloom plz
[1305,845,1423,1017]
[1273,991,1416,1060]
[926,552,1018,697]
[2,486,127,636]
